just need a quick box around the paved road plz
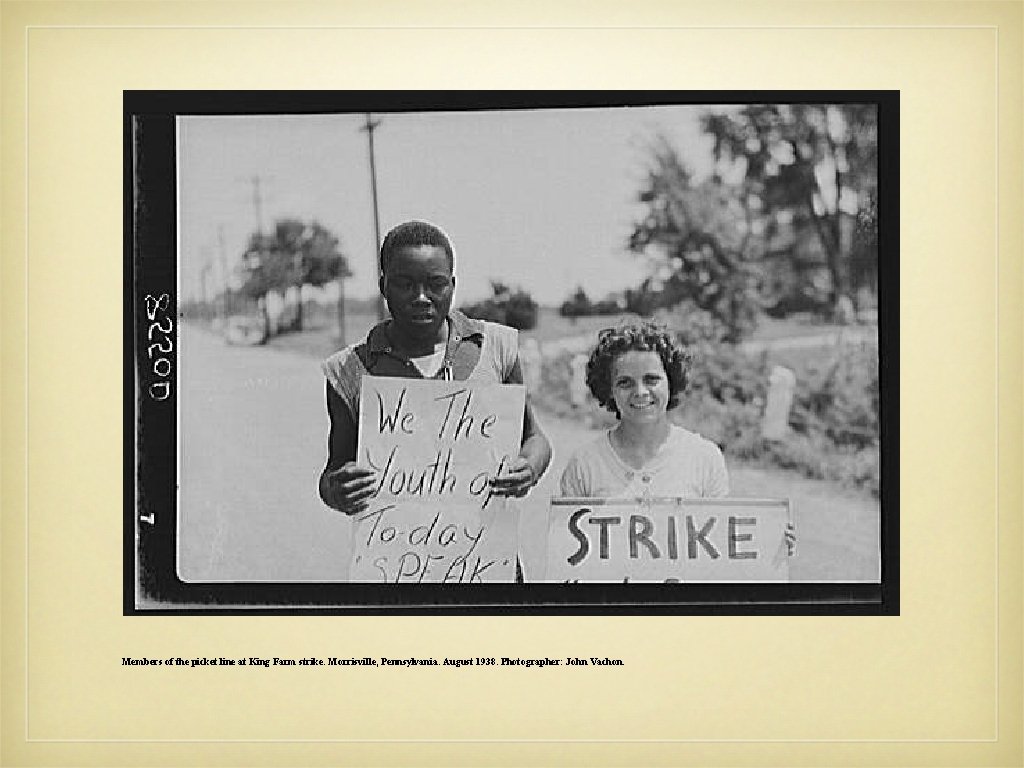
[179,323,350,581]
[178,323,879,583]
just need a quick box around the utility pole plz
[238,173,271,330]
[336,273,346,348]
[360,113,387,321]
[199,251,212,321]
[217,225,230,320]
[250,175,265,239]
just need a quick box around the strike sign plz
[546,497,791,582]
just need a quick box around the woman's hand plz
[322,462,378,516]
[488,456,537,498]
[785,522,797,557]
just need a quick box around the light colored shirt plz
[409,343,446,378]
[559,425,730,499]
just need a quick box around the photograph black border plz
[125,90,899,615]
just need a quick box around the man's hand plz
[323,462,378,515]
[488,456,537,499]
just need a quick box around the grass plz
[264,306,651,359]
[265,304,877,373]
[275,304,874,344]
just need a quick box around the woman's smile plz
[611,351,672,424]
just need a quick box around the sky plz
[177,104,721,306]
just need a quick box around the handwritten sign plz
[545,498,791,582]
[350,376,525,583]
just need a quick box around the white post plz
[570,354,589,407]
[761,365,796,440]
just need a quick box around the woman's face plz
[380,244,455,342]
[610,350,671,425]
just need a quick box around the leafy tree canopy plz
[702,104,878,307]
[628,104,879,337]
[628,137,762,341]
[239,218,351,300]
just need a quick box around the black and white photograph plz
[14,0,1024,759]
[128,91,897,612]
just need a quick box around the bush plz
[504,290,539,331]
[692,345,879,497]
[623,284,660,317]
[532,347,617,430]
[790,343,879,450]
[651,302,880,494]
[535,299,881,496]
[593,299,622,315]
[559,287,591,319]
[531,294,881,495]
[463,281,539,331]
[560,288,623,319]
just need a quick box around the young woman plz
[560,321,795,556]
[560,322,727,499]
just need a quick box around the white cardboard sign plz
[546,498,791,583]
[350,376,525,583]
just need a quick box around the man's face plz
[380,245,455,340]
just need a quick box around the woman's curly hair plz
[586,321,692,417]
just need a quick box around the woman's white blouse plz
[559,425,730,499]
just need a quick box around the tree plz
[592,297,621,315]
[702,104,878,315]
[622,281,660,318]
[559,286,593,319]
[239,219,350,333]
[851,190,878,302]
[628,136,763,341]
[462,281,539,331]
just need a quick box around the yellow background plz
[1,1,1021,766]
